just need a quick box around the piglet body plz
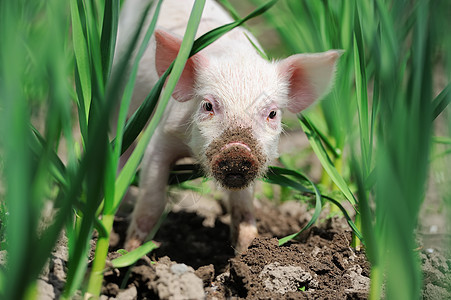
[116,0,341,252]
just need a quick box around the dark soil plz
[101,193,371,299]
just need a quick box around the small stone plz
[150,259,205,300]
[37,279,55,300]
[170,263,189,275]
[117,285,138,300]
[259,262,315,294]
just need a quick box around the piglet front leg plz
[125,130,186,251]
[226,184,258,253]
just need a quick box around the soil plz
[103,193,372,300]
[33,181,450,299]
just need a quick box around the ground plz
[103,194,371,299]
[102,180,449,300]
[6,131,450,300]
[35,185,450,299]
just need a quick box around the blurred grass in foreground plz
[250,0,450,299]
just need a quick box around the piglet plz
[116,0,341,252]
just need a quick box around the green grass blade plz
[84,0,106,103]
[306,115,341,159]
[111,241,159,268]
[299,115,357,207]
[353,6,371,175]
[112,0,163,176]
[100,0,119,83]
[0,40,33,300]
[266,166,361,244]
[323,194,363,242]
[275,168,322,245]
[244,32,270,60]
[351,156,380,298]
[432,84,450,120]
[70,0,92,134]
[432,136,451,144]
[191,0,278,56]
[30,126,68,188]
[264,167,313,194]
[115,0,207,210]
[0,1,73,298]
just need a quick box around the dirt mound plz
[226,232,369,299]
[420,248,451,300]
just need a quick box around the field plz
[0,0,450,299]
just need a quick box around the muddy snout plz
[206,128,266,189]
[212,143,259,188]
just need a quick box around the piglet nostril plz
[223,172,245,187]
[241,160,252,169]
[218,160,227,169]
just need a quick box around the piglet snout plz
[205,128,266,189]
[212,143,259,189]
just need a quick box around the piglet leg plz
[227,184,258,253]
[125,131,183,251]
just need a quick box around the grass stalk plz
[85,214,115,298]
[85,0,207,296]
[84,0,159,296]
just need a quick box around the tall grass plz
[0,0,281,298]
[251,0,450,299]
[0,1,73,298]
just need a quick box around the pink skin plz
[117,0,341,253]
[220,142,251,152]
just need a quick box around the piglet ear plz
[278,50,343,113]
[155,29,207,102]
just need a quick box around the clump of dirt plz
[225,233,370,299]
[420,248,451,300]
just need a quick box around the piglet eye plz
[268,110,277,119]
[203,101,213,112]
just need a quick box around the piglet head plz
[154,29,342,189]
